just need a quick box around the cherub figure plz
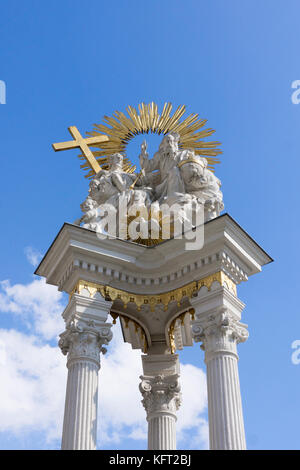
[74,197,99,230]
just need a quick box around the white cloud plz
[24,247,42,267]
[0,329,66,444]
[98,325,147,446]
[0,278,65,340]
[177,364,209,449]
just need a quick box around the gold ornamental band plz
[69,270,237,310]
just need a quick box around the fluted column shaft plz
[148,415,176,450]
[140,354,181,450]
[62,358,99,449]
[192,308,248,450]
[59,293,113,450]
[205,340,246,449]
[61,333,103,450]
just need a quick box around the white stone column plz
[139,354,181,450]
[59,293,113,450]
[192,307,248,450]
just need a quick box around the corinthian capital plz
[139,374,181,418]
[192,310,248,356]
[59,318,113,365]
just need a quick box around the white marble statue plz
[75,134,224,237]
[89,153,136,206]
[178,151,224,220]
[139,133,188,204]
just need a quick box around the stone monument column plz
[191,289,248,450]
[139,354,181,450]
[59,292,113,450]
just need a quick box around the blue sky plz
[0,0,300,450]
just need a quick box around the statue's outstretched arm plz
[140,151,160,173]
[138,140,159,174]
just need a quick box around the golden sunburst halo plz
[79,102,222,178]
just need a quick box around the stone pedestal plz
[140,354,181,450]
[59,292,112,450]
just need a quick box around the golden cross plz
[52,126,109,174]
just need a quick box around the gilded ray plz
[80,102,221,178]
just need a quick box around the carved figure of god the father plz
[139,132,189,204]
